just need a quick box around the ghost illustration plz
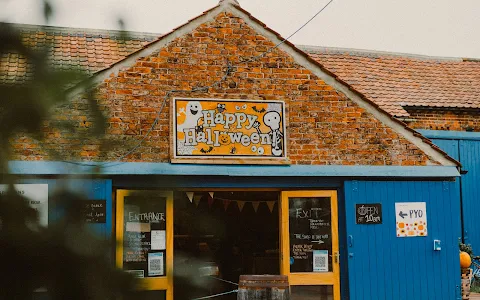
[177,101,203,133]
[253,111,284,156]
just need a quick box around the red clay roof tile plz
[302,46,480,117]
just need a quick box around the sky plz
[1,0,479,58]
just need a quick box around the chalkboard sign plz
[356,203,382,224]
[289,197,332,273]
[83,200,106,223]
[123,195,166,278]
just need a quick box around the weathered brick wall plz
[406,109,480,132]
[10,12,438,166]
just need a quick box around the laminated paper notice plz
[313,250,328,272]
[148,252,164,276]
[125,270,145,278]
[151,230,166,250]
[126,222,151,232]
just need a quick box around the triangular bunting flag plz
[186,192,194,203]
[223,200,230,211]
[208,197,215,208]
[252,201,260,213]
[209,192,214,198]
[267,201,275,213]
[194,197,201,207]
[237,201,245,212]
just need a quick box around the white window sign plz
[313,250,328,272]
[0,184,48,227]
[148,252,164,276]
[395,202,427,237]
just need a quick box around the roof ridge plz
[298,45,469,62]
[4,22,161,39]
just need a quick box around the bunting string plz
[186,192,277,213]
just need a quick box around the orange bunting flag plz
[267,201,275,213]
[252,201,260,213]
[237,201,246,212]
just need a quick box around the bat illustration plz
[200,146,214,153]
[230,146,237,154]
[252,106,266,113]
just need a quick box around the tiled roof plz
[0,23,158,84]
[302,46,480,117]
[0,16,460,166]
[3,23,480,119]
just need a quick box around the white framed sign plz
[395,202,427,237]
[0,184,48,227]
[173,98,287,161]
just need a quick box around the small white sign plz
[151,230,166,250]
[313,250,328,272]
[148,252,164,276]
[0,184,48,227]
[395,202,427,237]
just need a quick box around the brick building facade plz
[2,0,476,299]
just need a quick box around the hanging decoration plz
[267,201,275,213]
[189,194,277,214]
[207,197,215,208]
[194,197,201,207]
[252,202,260,213]
[237,201,246,212]
[223,200,230,211]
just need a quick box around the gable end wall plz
[11,12,440,166]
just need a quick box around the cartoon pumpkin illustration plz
[219,132,230,145]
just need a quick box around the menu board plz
[289,197,332,273]
[82,200,106,223]
[123,195,166,278]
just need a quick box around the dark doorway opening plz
[173,191,279,299]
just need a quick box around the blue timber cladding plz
[19,179,112,240]
[344,180,461,300]
[420,130,480,255]
[459,140,480,253]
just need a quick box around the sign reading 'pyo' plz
[173,98,286,161]
[395,202,427,237]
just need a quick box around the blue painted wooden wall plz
[19,179,113,240]
[429,137,480,255]
[459,141,480,253]
[344,180,461,300]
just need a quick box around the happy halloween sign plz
[173,98,286,160]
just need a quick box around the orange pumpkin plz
[460,251,472,268]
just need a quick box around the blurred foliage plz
[460,242,473,256]
[0,2,135,299]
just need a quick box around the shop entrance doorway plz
[280,191,340,300]
[173,191,280,299]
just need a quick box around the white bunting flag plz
[186,192,194,203]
